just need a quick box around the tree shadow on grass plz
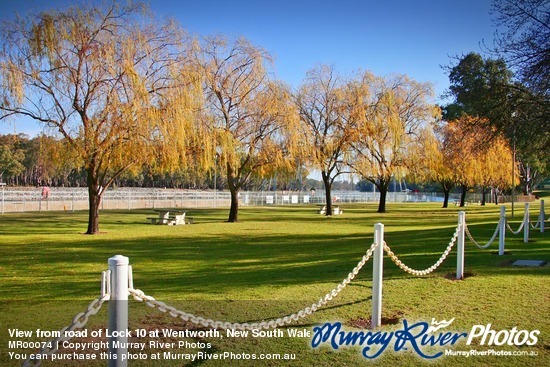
[1,208,548,302]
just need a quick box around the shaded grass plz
[0,202,548,366]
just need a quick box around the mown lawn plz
[1,202,548,366]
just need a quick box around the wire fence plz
[0,186,482,213]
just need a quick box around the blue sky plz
[0,0,496,136]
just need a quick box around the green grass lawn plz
[1,202,548,366]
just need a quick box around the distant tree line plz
[0,132,362,193]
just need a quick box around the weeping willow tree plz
[349,72,438,213]
[198,36,299,222]
[0,2,201,234]
[296,65,356,216]
[422,123,457,208]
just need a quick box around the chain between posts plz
[383,227,459,276]
[464,221,500,249]
[128,242,379,330]
[22,271,111,367]
[506,211,527,235]
[530,215,541,229]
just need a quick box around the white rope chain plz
[129,242,379,330]
[530,214,541,229]
[383,227,459,276]
[22,294,110,367]
[22,270,111,367]
[506,212,527,235]
[465,221,500,249]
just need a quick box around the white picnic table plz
[147,209,186,225]
[317,205,343,215]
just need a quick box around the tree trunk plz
[227,163,239,222]
[440,180,454,208]
[86,168,101,234]
[228,187,239,222]
[377,179,389,213]
[459,185,467,207]
[321,172,332,216]
[481,186,487,206]
[442,188,451,208]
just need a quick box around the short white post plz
[456,212,465,279]
[524,202,530,243]
[541,200,545,233]
[372,223,384,329]
[108,255,129,367]
[499,206,506,255]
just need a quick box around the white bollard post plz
[372,223,384,329]
[541,200,545,233]
[499,206,506,255]
[108,255,129,367]
[524,202,530,243]
[456,212,465,280]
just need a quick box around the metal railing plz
[0,187,458,213]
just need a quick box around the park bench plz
[168,212,186,226]
[147,209,186,225]
[317,205,343,215]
